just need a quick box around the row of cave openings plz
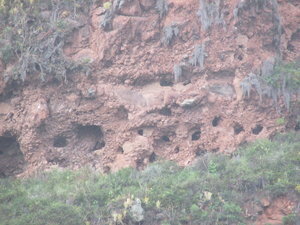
[155,107,265,136]
[136,116,265,144]
[134,116,268,159]
[1,119,298,176]
[49,116,265,169]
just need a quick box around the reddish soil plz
[0,0,299,223]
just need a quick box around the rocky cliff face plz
[0,0,299,178]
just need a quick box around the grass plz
[0,132,299,225]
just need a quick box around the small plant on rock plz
[103,1,112,10]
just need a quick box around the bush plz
[0,44,14,64]
[0,132,299,225]
[282,213,298,225]
[0,0,93,83]
[240,59,300,111]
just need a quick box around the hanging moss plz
[162,23,179,46]
[156,0,168,18]
[0,0,93,83]
[197,0,225,31]
[190,43,206,69]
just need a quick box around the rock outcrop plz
[0,0,299,180]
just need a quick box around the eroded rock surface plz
[0,0,299,182]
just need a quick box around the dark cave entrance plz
[0,134,25,177]
[76,125,105,152]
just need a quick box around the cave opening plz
[234,123,244,135]
[161,135,170,142]
[159,74,173,87]
[0,134,25,177]
[149,152,157,163]
[137,129,144,136]
[252,125,263,135]
[53,135,68,148]
[192,130,201,141]
[212,116,221,127]
[76,124,105,152]
[159,107,172,116]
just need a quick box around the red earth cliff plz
[0,0,299,223]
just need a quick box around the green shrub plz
[276,117,285,125]
[282,213,298,225]
[0,0,93,83]
[0,132,299,225]
[241,60,300,111]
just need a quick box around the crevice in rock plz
[137,129,144,136]
[93,140,106,150]
[234,123,244,135]
[195,147,206,156]
[191,130,201,141]
[47,157,67,167]
[161,135,170,142]
[149,152,157,163]
[252,124,263,135]
[116,105,128,120]
[212,116,221,127]
[136,158,144,170]
[159,74,173,87]
[212,148,219,153]
[159,107,172,116]
[53,135,68,148]
[291,29,300,41]
[103,166,111,173]
[117,146,124,154]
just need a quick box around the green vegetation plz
[275,117,285,126]
[241,60,300,111]
[0,132,299,224]
[282,213,298,225]
[0,0,93,83]
[103,2,112,10]
[262,61,300,110]
[263,61,300,107]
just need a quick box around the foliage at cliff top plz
[0,0,93,83]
